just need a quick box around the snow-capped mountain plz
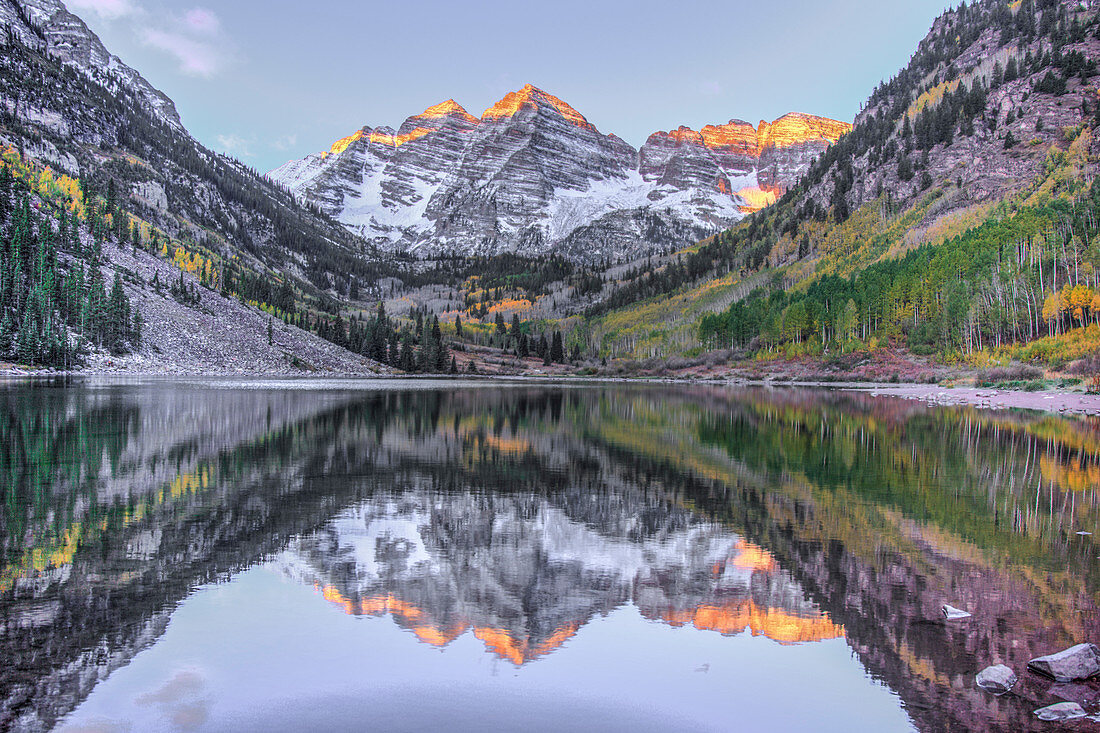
[269,85,851,261]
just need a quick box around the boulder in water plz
[1027,643,1100,682]
[976,664,1017,694]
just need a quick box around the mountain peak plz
[273,91,847,259]
[481,85,596,131]
[327,128,368,156]
[416,99,477,124]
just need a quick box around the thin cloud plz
[217,134,255,157]
[67,0,139,20]
[143,29,220,76]
[697,80,723,97]
[140,8,228,77]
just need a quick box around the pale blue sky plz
[69,0,957,173]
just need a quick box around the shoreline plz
[3,367,1099,416]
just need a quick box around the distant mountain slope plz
[0,0,378,296]
[268,85,849,262]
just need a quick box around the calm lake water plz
[2,379,1100,732]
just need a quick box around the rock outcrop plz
[269,86,850,261]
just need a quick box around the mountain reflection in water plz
[282,491,843,665]
[1,379,1099,732]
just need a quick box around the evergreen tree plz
[510,313,521,343]
[400,333,416,372]
[549,331,564,363]
[106,274,130,352]
[432,316,448,372]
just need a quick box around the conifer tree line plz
[486,311,567,365]
[342,303,453,373]
[0,166,141,366]
[322,303,572,373]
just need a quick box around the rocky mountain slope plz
[269,85,849,262]
[0,0,377,293]
[0,0,404,374]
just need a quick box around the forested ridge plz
[579,0,1100,366]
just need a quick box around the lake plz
[2,378,1099,732]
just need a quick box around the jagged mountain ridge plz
[269,85,850,261]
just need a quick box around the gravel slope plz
[78,241,391,376]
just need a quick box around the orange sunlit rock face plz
[699,120,761,155]
[659,113,850,160]
[665,125,705,146]
[327,130,365,157]
[323,100,478,159]
[658,602,844,644]
[368,128,433,148]
[757,112,852,151]
[482,84,596,131]
[735,185,783,213]
[322,126,431,155]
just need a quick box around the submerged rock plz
[1028,643,1100,682]
[976,664,1017,694]
[1034,702,1087,722]
[942,604,971,620]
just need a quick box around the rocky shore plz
[860,384,1100,417]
